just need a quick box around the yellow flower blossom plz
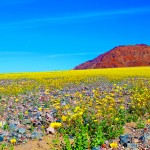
[0,122,3,127]
[15,98,19,102]
[50,122,62,128]
[55,106,60,109]
[10,138,16,144]
[79,111,83,116]
[38,107,42,111]
[25,111,28,114]
[120,106,124,109]
[115,118,119,121]
[110,142,118,148]
[61,115,67,122]
[74,106,80,112]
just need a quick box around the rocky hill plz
[74,44,150,69]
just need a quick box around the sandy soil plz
[14,135,58,150]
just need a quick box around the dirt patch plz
[14,135,55,150]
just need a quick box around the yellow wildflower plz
[71,114,77,119]
[79,94,82,97]
[92,90,96,93]
[15,98,19,102]
[62,115,67,122]
[115,118,119,121]
[79,111,83,116]
[65,105,70,109]
[74,106,80,112]
[10,138,16,144]
[38,107,42,111]
[0,122,3,127]
[120,106,124,110]
[50,122,62,128]
[45,90,49,94]
[55,106,60,109]
[110,142,118,148]
[25,111,28,114]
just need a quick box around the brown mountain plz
[74,44,150,69]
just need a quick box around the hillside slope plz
[74,44,150,69]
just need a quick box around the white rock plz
[46,127,55,134]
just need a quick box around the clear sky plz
[0,0,150,72]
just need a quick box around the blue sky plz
[0,0,150,72]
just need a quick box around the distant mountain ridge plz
[74,44,150,69]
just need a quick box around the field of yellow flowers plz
[0,67,150,149]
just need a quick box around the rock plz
[23,119,31,124]
[0,136,4,142]
[0,131,9,137]
[61,101,67,106]
[127,143,138,149]
[92,146,100,150]
[56,119,61,123]
[46,113,54,122]
[144,134,150,140]
[119,134,131,146]
[38,116,42,121]
[26,125,31,130]
[10,132,18,138]
[33,108,38,112]
[46,127,55,134]
[13,120,20,125]
[36,112,41,118]
[143,128,148,133]
[52,109,57,114]
[101,144,108,148]
[33,122,38,127]
[139,133,150,145]
[9,124,18,132]
[31,132,42,140]
[133,138,139,143]
[132,129,136,132]
[0,129,3,135]
[26,134,31,138]
[18,137,26,143]
[31,134,35,140]
[69,135,74,139]
[139,135,145,141]
[17,134,22,138]
[28,109,32,113]
[18,128,26,134]
[123,143,127,147]
[104,140,109,145]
